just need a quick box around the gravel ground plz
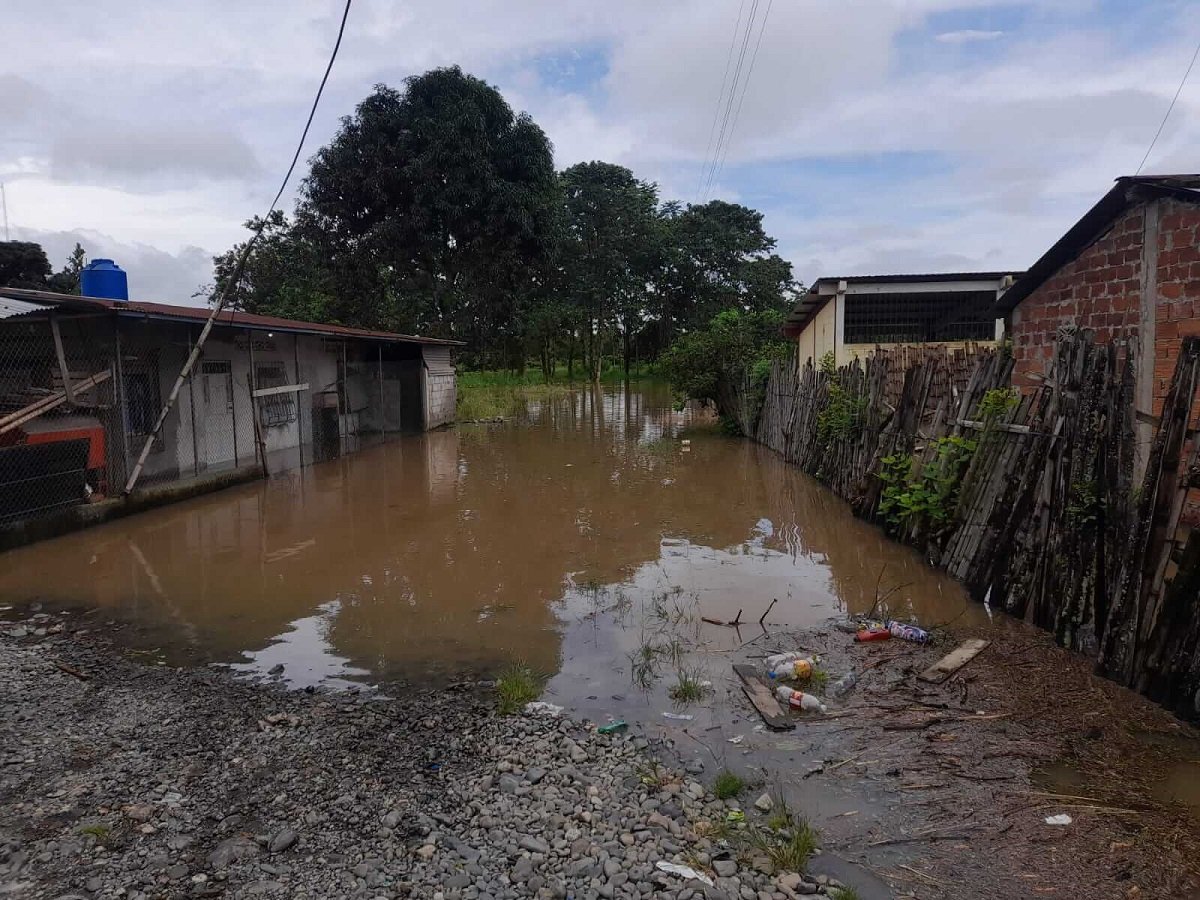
[0,614,849,900]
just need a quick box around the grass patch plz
[766,808,794,832]
[668,669,712,704]
[828,888,861,900]
[77,823,112,842]
[713,770,745,799]
[495,662,543,714]
[808,665,830,692]
[748,819,820,873]
[456,380,575,421]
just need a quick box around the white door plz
[201,361,235,467]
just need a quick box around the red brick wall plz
[1011,206,1143,388]
[1152,200,1200,411]
[1011,197,1200,522]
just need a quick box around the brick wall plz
[425,373,456,429]
[1011,206,1143,387]
[1011,196,1200,523]
[1152,200,1200,410]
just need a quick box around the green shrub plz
[713,770,745,799]
[878,435,976,532]
[495,662,543,714]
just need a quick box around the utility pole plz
[1,183,9,241]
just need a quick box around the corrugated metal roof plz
[0,287,465,346]
[0,295,44,320]
[998,174,1200,314]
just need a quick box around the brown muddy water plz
[0,384,981,692]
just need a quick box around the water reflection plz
[0,384,982,687]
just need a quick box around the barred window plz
[256,362,296,427]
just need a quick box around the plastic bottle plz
[828,670,857,698]
[768,658,814,681]
[775,685,827,713]
[886,620,930,643]
[764,650,810,669]
[853,626,891,642]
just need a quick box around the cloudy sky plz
[2,0,1198,303]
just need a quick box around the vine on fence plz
[815,352,868,443]
[878,435,977,535]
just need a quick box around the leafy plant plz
[815,353,868,443]
[878,436,977,533]
[495,662,543,714]
[713,770,746,799]
[1067,478,1101,527]
[828,887,862,900]
[978,386,1018,424]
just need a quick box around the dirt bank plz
[695,616,1200,900]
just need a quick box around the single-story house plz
[0,286,459,529]
[783,272,1019,367]
[997,174,1200,427]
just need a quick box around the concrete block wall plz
[425,372,456,429]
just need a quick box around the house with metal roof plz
[998,174,1200,407]
[0,282,459,538]
[783,271,1018,368]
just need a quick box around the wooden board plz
[732,664,794,731]
[918,639,990,684]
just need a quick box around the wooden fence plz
[754,332,1200,718]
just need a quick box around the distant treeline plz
[209,67,799,377]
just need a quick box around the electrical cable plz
[1135,34,1200,175]
[124,0,353,493]
[695,0,748,202]
[710,0,773,191]
[702,0,760,200]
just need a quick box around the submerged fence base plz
[754,335,1200,719]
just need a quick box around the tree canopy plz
[210,66,798,378]
[1,241,87,293]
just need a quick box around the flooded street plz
[5,384,1200,900]
[0,384,982,692]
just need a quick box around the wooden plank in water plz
[918,639,990,684]
[732,664,793,731]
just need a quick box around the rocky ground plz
[1,614,851,900]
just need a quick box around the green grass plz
[748,818,820,873]
[766,808,794,832]
[456,380,575,421]
[713,770,745,800]
[808,665,830,692]
[827,887,861,900]
[78,823,112,841]
[495,662,543,714]
[668,669,712,704]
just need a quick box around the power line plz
[1136,34,1200,175]
[702,0,760,200]
[125,0,353,494]
[710,0,773,191]
[694,0,747,202]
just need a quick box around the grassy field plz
[456,365,664,421]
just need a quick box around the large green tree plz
[0,241,52,289]
[656,200,794,346]
[559,162,660,380]
[301,67,561,352]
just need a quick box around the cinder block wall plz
[425,373,456,428]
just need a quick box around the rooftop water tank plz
[79,258,128,301]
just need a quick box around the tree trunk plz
[567,330,575,381]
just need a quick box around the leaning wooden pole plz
[122,243,255,494]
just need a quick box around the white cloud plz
[935,29,1005,43]
[1,0,1198,301]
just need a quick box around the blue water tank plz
[79,258,129,301]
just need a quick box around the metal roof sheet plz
[0,287,464,346]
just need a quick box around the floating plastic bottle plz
[775,686,827,713]
[828,670,858,698]
[764,650,811,669]
[853,626,891,642]
[768,658,814,681]
[886,621,930,643]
